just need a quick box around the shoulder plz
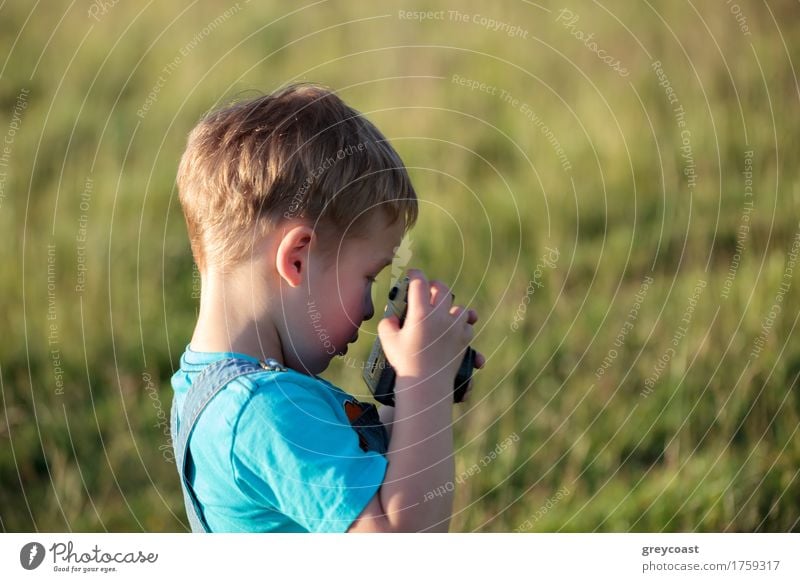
[232,369,353,431]
[230,370,374,469]
[238,368,345,403]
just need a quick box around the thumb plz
[377,313,400,337]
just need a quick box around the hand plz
[377,269,475,392]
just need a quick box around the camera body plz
[362,272,475,407]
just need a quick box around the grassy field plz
[1,0,798,532]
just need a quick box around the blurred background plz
[1,0,798,532]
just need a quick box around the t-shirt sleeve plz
[231,377,388,532]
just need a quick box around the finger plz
[404,269,430,322]
[430,280,453,308]
[466,308,479,325]
[377,313,400,336]
[453,307,473,341]
[458,306,471,326]
[464,321,474,342]
[449,304,465,318]
[474,351,486,369]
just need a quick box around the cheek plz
[346,285,370,322]
[328,286,363,328]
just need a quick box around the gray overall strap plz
[171,357,266,532]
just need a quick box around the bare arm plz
[348,270,473,533]
[378,405,394,441]
[348,375,454,532]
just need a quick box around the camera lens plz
[388,286,398,301]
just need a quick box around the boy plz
[170,82,484,533]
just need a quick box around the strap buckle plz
[258,357,287,372]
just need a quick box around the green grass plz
[1,0,798,532]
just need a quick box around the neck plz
[189,265,286,367]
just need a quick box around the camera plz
[362,271,476,406]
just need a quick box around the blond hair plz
[177,82,418,271]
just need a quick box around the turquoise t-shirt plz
[170,344,388,532]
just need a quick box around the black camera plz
[362,272,476,406]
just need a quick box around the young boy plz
[170,82,484,533]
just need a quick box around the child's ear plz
[275,224,315,288]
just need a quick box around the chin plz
[310,357,330,375]
[285,353,327,376]
[314,350,344,373]
[294,345,349,375]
